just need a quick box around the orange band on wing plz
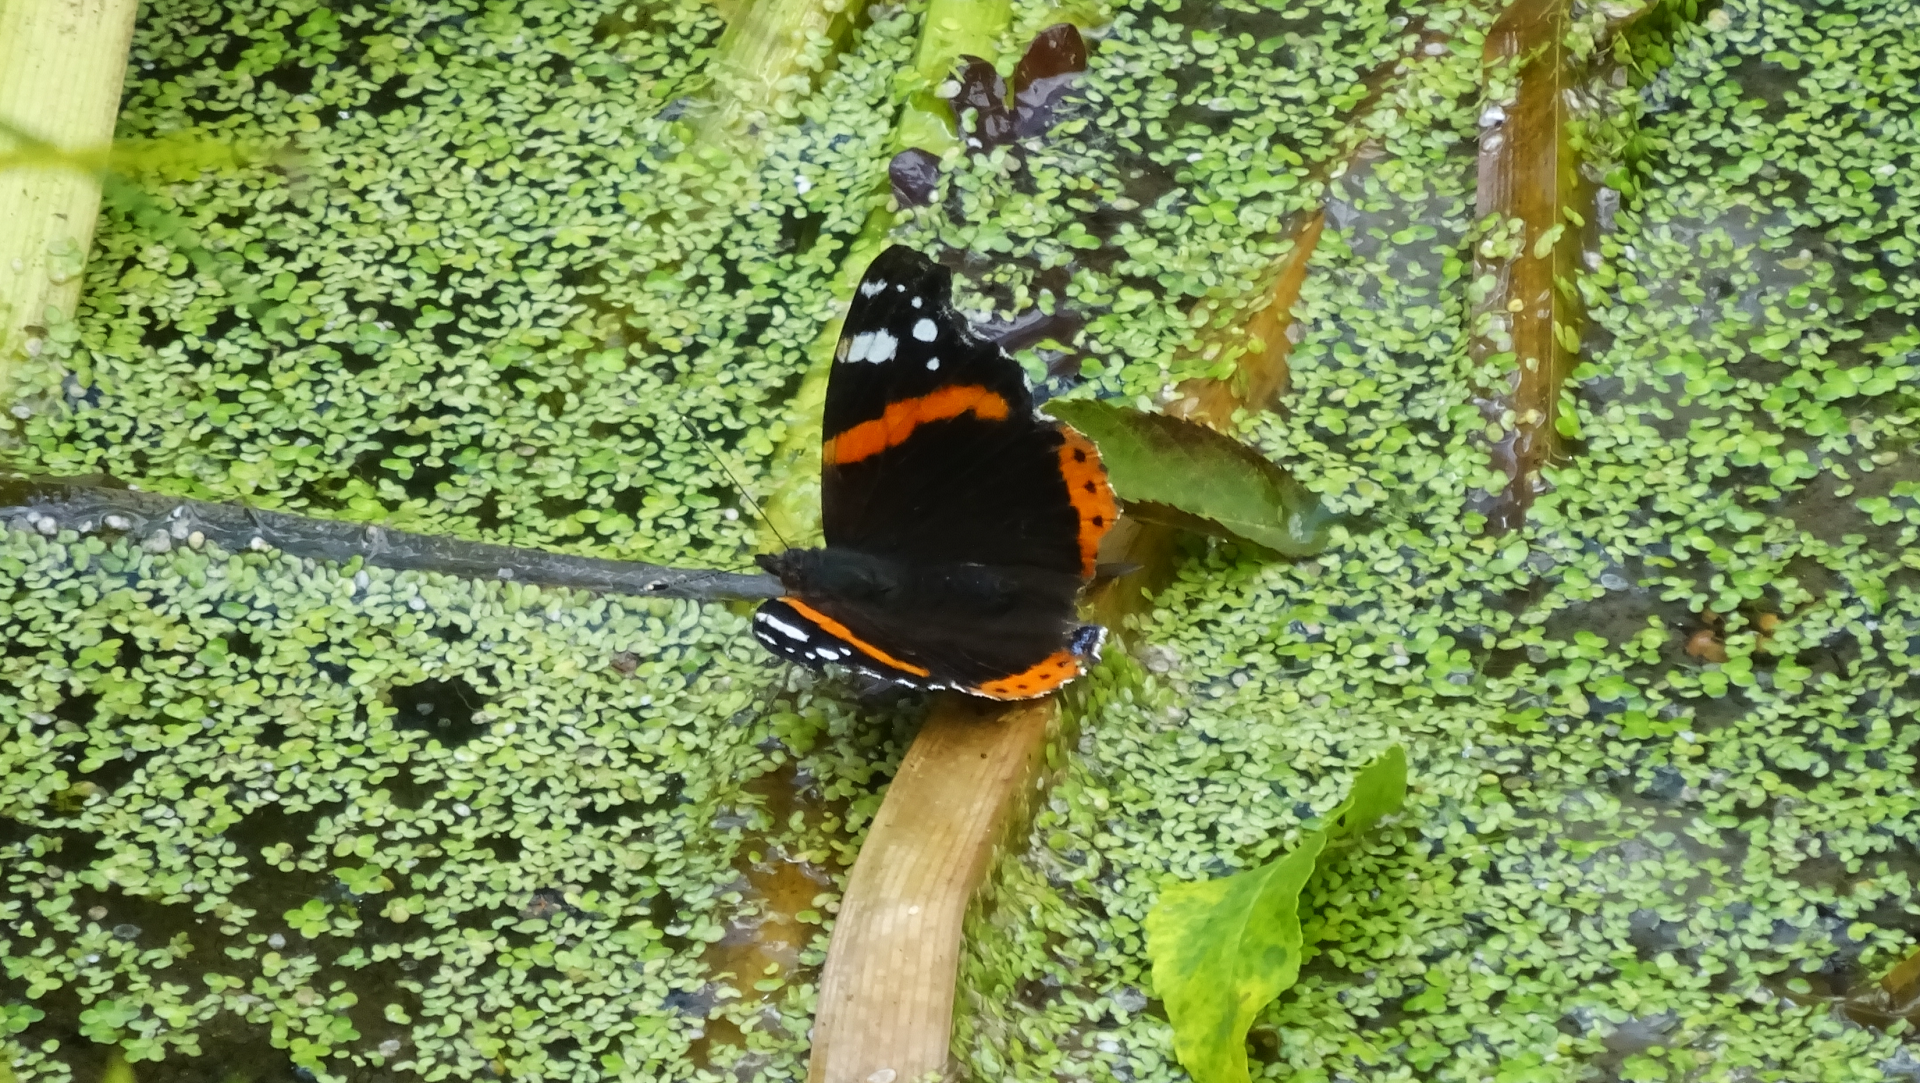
[972,648,1087,700]
[1057,426,1118,577]
[824,385,1010,465]
[782,598,932,678]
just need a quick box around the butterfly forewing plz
[819,246,1031,442]
[820,247,1105,577]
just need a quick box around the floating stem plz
[0,476,782,603]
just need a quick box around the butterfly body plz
[752,246,1117,700]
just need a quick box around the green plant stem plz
[697,0,876,144]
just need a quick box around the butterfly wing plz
[819,246,1115,578]
[754,246,1117,700]
[753,591,1107,700]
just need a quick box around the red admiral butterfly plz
[753,246,1118,700]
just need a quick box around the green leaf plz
[334,865,394,894]
[1042,398,1336,557]
[1145,746,1407,1083]
[0,1002,43,1038]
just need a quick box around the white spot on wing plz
[912,318,938,342]
[756,611,811,642]
[848,331,877,362]
[926,357,940,371]
[859,279,886,297]
[910,296,923,308]
[863,330,897,363]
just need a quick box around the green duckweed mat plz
[4,0,1919,1081]
[958,2,1920,1081]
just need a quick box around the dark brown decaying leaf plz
[951,25,1089,155]
[1044,399,1335,558]
[1012,24,1089,138]
[952,55,1014,150]
[889,148,941,207]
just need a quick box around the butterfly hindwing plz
[752,592,1106,700]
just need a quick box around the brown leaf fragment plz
[1012,23,1088,138]
[1169,213,1324,430]
[952,55,1014,151]
[1165,24,1451,430]
[1882,949,1920,1004]
[1683,628,1727,663]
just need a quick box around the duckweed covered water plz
[3,0,1918,1081]
[957,2,1920,1081]
[4,0,934,1077]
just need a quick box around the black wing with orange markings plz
[752,245,1117,700]
[819,246,1114,577]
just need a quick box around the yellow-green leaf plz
[1043,398,1335,557]
[1145,747,1406,1083]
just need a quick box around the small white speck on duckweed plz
[4,0,1918,1079]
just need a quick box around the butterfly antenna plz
[671,414,789,550]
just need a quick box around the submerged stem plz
[1469,0,1587,532]
[697,0,873,143]
[0,476,782,603]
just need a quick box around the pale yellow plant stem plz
[0,0,138,417]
